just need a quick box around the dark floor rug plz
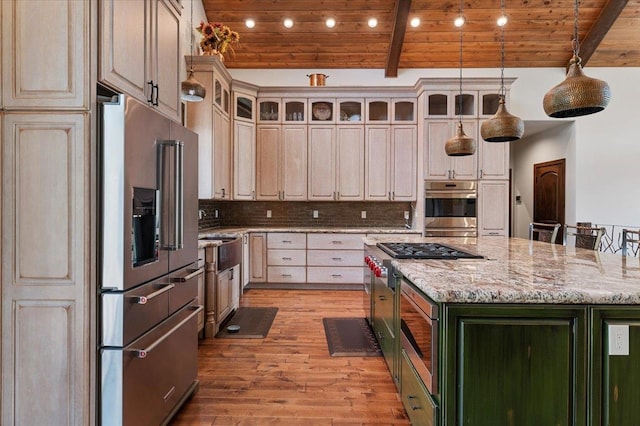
[322,317,382,357]
[215,307,278,339]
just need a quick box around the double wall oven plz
[424,180,477,237]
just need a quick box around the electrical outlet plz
[361,211,367,219]
[404,211,410,220]
[214,209,219,218]
[266,210,272,218]
[608,324,630,356]
[313,210,319,218]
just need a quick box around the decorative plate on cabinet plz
[312,102,331,120]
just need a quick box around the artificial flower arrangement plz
[196,21,240,59]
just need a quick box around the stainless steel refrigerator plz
[98,94,203,425]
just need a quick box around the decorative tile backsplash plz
[198,200,414,230]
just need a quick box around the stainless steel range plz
[376,242,484,259]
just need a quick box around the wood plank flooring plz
[170,289,410,425]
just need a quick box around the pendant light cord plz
[572,0,580,58]
[499,0,505,99]
[457,0,463,124]
[189,0,195,71]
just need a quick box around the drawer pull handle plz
[378,295,387,301]
[282,240,292,244]
[407,395,421,411]
[331,274,342,278]
[282,274,292,278]
[331,240,343,244]
[282,257,292,261]
[128,305,203,358]
[377,332,384,340]
[171,267,204,282]
[131,283,175,304]
[332,257,343,261]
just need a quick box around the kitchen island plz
[365,235,640,426]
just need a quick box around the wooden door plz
[534,159,565,244]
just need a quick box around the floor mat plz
[215,307,278,338]
[322,317,382,357]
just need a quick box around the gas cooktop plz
[376,242,483,259]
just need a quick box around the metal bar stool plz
[528,222,561,243]
[563,224,606,250]
[621,229,640,257]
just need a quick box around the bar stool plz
[621,229,640,257]
[528,222,561,243]
[563,224,606,250]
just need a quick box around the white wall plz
[229,66,640,230]
[180,0,207,81]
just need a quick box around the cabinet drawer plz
[307,250,363,266]
[267,266,306,283]
[307,267,364,283]
[307,233,365,250]
[401,351,438,426]
[267,249,306,266]
[267,233,306,249]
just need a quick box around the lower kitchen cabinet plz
[372,273,399,385]
[249,233,267,283]
[216,264,239,324]
[306,233,364,285]
[443,305,588,426]
[266,232,306,283]
[591,308,640,426]
[478,180,509,236]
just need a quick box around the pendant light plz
[445,1,475,157]
[480,1,524,142]
[181,0,206,102]
[543,0,610,118]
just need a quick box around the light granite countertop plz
[366,235,640,305]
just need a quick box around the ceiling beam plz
[578,0,629,66]
[385,0,411,77]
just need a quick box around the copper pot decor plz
[307,73,328,86]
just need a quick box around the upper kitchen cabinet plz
[99,0,181,121]
[424,91,477,118]
[258,98,281,123]
[309,99,335,124]
[366,98,390,124]
[2,0,89,109]
[308,125,365,201]
[479,90,507,118]
[256,124,307,201]
[392,99,417,123]
[233,83,258,200]
[186,56,233,199]
[365,124,417,201]
[234,92,255,123]
[479,138,509,179]
[284,99,307,123]
[337,99,364,124]
[425,119,477,180]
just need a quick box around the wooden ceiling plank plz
[385,0,412,77]
[579,0,629,65]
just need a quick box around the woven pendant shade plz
[543,55,611,118]
[481,98,524,142]
[445,122,476,156]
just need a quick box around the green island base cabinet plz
[398,279,640,426]
[365,236,640,426]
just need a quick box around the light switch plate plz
[404,211,410,220]
[361,211,366,219]
[313,210,319,218]
[608,324,630,356]
[266,210,272,218]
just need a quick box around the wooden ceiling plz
[202,0,640,75]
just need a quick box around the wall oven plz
[424,180,477,237]
[400,279,438,395]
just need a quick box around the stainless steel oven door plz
[425,180,477,236]
[400,280,438,394]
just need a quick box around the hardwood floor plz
[170,289,410,425]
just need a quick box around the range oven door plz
[400,279,438,395]
[424,180,477,237]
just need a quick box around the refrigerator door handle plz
[158,140,184,250]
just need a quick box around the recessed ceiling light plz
[245,18,255,29]
[283,18,294,28]
[326,18,336,28]
[368,18,378,28]
[410,17,421,28]
[497,14,508,27]
[454,15,465,28]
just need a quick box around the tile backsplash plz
[198,200,414,230]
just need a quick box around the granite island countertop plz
[366,235,640,305]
